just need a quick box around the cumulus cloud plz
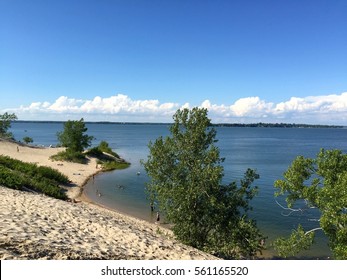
[274,93,347,114]
[7,92,347,124]
[230,97,274,117]
[48,96,84,112]
[198,92,347,124]
[14,94,180,121]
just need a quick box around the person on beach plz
[17,146,19,152]
[156,212,160,223]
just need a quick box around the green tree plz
[23,136,33,144]
[57,118,94,153]
[0,112,17,138]
[274,149,347,259]
[143,108,264,259]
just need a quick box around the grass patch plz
[85,147,104,158]
[86,141,130,171]
[0,155,69,199]
[97,140,120,158]
[101,161,130,171]
[86,141,120,159]
[50,150,88,164]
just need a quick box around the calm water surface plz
[11,122,347,258]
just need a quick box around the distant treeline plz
[13,120,344,128]
[213,122,344,128]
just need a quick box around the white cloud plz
[12,94,180,121]
[230,97,273,117]
[48,96,84,112]
[197,92,347,124]
[5,92,347,124]
[180,102,191,110]
[274,93,347,114]
[77,94,178,115]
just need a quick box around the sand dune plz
[0,140,217,260]
[0,187,216,260]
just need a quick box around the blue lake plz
[11,122,347,258]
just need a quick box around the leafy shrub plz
[98,141,120,158]
[85,147,104,157]
[0,155,68,199]
[50,150,87,164]
[85,141,129,171]
[0,155,69,184]
[23,136,33,144]
[0,165,25,190]
[36,166,69,184]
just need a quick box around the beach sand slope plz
[0,187,217,260]
[0,140,217,260]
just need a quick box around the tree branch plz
[305,227,322,235]
[275,200,303,216]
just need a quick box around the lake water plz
[10,122,347,258]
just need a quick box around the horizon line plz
[12,120,345,128]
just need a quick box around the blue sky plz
[1,0,346,123]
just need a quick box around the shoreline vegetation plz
[0,138,217,260]
[11,120,345,128]
[0,138,130,200]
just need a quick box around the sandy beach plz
[0,140,217,260]
[0,139,99,199]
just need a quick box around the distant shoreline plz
[12,120,345,129]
